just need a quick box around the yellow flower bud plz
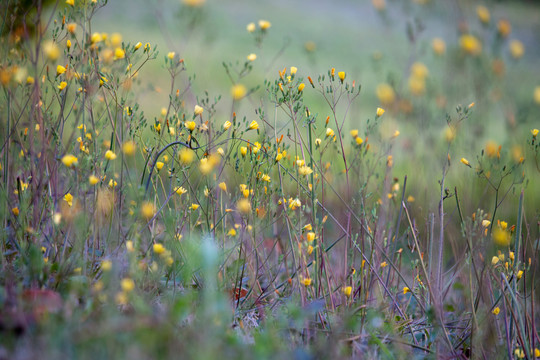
[194,105,204,116]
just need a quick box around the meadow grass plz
[0,0,539,358]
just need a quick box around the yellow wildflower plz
[56,65,67,76]
[153,243,165,254]
[432,38,446,55]
[237,198,251,214]
[342,286,352,297]
[61,154,78,167]
[403,287,410,294]
[231,84,247,100]
[64,193,73,207]
[179,148,195,165]
[219,182,227,192]
[89,175,99,185]
[185,121,196,131]
[492,307,500,315]
[121,278,135,292]
[498,19,511,37]
[140,202,156,220]
[114,48,125,59]
[376,107,385,117]
[247,53,257,61]
[460,34,482,55]
[104,150,117,160]
[258,20,271,30]
[122,141,136,156]
[248,120,259,130]
[194,105,204,115]
[509,40,524,59]
[376,83,395,104]
[246,22,256,32]
[476,5,490,24]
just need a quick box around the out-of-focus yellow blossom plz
[231,84,247,100]
[372,0,386,11]
[258,20,271,30]
[153,243,165,254]
[62,154,78,167]
[105,150,117,160]
[532,128,539,137]
[376,107,385,117]
[411,62,429,79]
[326,128,334,138]
[298,165,313,176]
[58,81,67,90]
[432,38,446,55]
[460,158,471,167]
[246,22,256,32]
[122,141,136,156]
[182,0,206,7]
[67,23,77,34]
[476,5,490,24]
[114,48,125,59]
[491,256,499,265]
[460,34,482,55]
[179,148,195,165]
[44,41,60,61]
[509,40,524,59]
[338,71,346,82]
[492,228,511,246]
[289,198,301,210]
[342,286,352,297]
[498,19,511,37]
[121,278,135,292]
[376,83,395,104]
[237,198,251,214]
[140,202,156,220]
[185,121,196,131]
[156,161,164,171]
[302,278,312,287]
[89,175,99,185]
[492,307,500,315]
[240,147,248,157]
